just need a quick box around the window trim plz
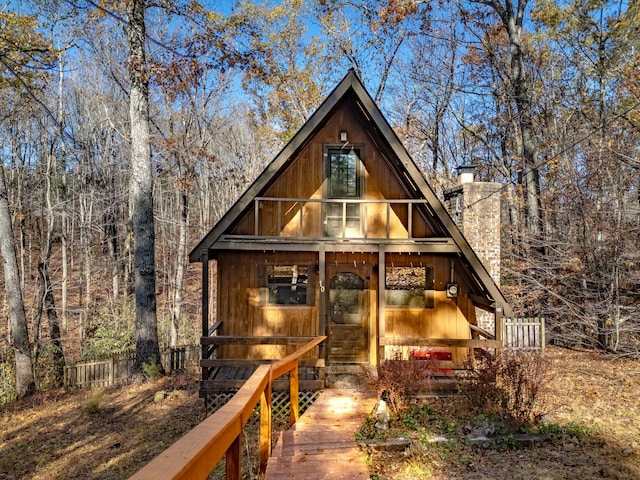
[385,265,435,309]
[323,145,364,237]
[259,264,315,307]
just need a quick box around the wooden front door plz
[327,263,370,363]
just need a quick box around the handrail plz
[129,335,326,480]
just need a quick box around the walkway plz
[264,389,377,480]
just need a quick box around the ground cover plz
[360,347,640,479]
[0,346,638,479]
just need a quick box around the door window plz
[329,272,364,324]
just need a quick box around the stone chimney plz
[444,166,502,331]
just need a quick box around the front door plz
[326,263,370,363]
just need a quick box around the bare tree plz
[0,165,35,397]
[124,0,161,370]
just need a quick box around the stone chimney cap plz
[457,164,477,185]
[457,164,477,174]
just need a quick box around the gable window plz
[386,266,434,308]
[325,148,362,237]
[261,265,314,306]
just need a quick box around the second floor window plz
[326,148,362,237]
[329,150,360,198]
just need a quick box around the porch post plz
[377,247,386,364]
[495,304,503,346]
[318,244,326,362]
[201,252,209,383]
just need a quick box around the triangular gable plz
[189,70,512,316]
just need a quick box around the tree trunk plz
[125,0,162,371]
[482,0,543,240]
[170,189,188,348]
[0,166,35,397]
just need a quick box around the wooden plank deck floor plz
[265,389,377,480]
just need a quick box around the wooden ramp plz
[265,389,377,480]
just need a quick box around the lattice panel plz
[204,390,321,419]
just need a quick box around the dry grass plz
[0,376,205,480]
[0,347,639,480]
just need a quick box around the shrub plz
[82,299,135,360]
[142,357,163,381]
[35,342,64,390]
[0,357,17,406]
[459,349,549,427]
[361,351,435,418]
[86,388,103,414]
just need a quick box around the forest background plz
[0,0,638,401]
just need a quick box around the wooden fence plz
[63,346,200,388]
[128,336,326,480]
[503,317,545,351]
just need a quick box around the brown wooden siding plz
[382,253,472,365]
[217,251,319,362]
[229,98,437,239]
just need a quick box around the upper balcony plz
[216,197,459,253]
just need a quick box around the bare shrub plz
[460,349,549,427]
[361,351,435,418]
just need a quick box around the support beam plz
[377,248,386,365]
[379,337,502,349]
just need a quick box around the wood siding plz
[217,251,319,362]
[229,97,436,239]
[382,253,472,366]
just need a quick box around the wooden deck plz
[265,389,377,480]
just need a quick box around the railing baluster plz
[226,436,241,480]
[386,202,390,238]
[342,200,347,238]
[289,360,299,426]
[277,200,282,236]
[259,385,273,472]
[254,199,259,235]
[299,201,303,237]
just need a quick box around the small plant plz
[142,357,163,381]
[401,404,435,430]
[86,388,103,414]
[538,421,594,440]
[0,359,17,406]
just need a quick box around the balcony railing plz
[252,197,432,240]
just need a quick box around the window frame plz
[385,265,435,309]
[259,264,315,307]
[323,146,364,237]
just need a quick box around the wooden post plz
[108,357,114,387]
[377,248,386,364]
[495,304,503,346]
[201,253,209,383]
[259,383,272,474]
[289,360,299,426]
[318,246,326,360]
[226,435,241,480]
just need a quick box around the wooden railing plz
[253,197,432,239]
[504,317,545,351]
[129,336,326,480]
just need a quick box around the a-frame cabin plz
[190,70,513,394]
